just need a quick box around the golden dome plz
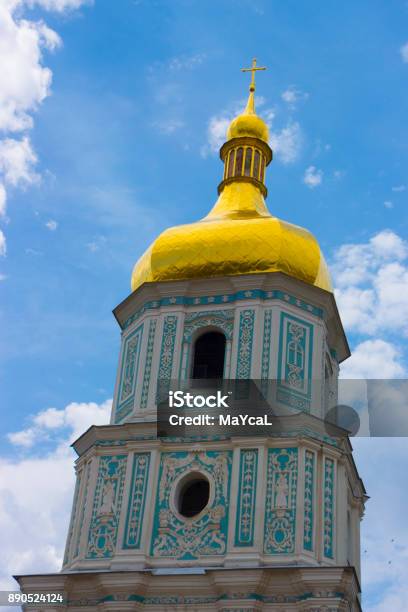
[227,91,269,144]
[131,182,332,293]
[131,61,332,294]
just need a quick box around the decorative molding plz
[115,323,143,423]
[158,315,178,384]
[73,461,91,559]
[261,309,272,381]
[150,450,232,559]
[303,450,315,552]
[122,290,323,330]
[183,309,234,342]
[236,309,255,379]
[264,448,298,554]
[140,319,157,410]
[323,457,335,559]
[86,455,128,559]
[234,449,258,547]
[123,453,151,549]
[277,312,314,412]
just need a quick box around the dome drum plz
[218,136,272,197]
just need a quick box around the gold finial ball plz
[226,112,269,143]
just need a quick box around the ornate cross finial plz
[241,57,267,92]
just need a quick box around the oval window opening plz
[178,475,210,518]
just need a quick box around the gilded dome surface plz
[227,110,269,143]
[131,69,332,294]
[131,182,332,293]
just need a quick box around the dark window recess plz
[192,331,226,379]
[260,156,265,182]
[253,149,260,180]
[235,147,244,175]
[244,147,253,176]
[179,478,210,517]
[227,150,235,178]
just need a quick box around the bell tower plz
[17,61,366,612]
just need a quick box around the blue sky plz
[1,1,408,609]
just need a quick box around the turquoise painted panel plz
[73,461,91,558]
[323,457,335,558]
[157,315,178,399]
[303,450,315,552]
[277,312,313,412]
[264,447,298,554]
[236,309,255,379]
[86,455,127,559]
[122,290,323,330]
[150,450,232,559]
[261,309,272,381]
[123,453,151,549]
[115,323,143,422]
[234,449,258,547]
[140,320,157,410]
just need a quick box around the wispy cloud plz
[400,41,408,63]
[45,219,58,231]
[168,53,206,71]
[303,165,323,188]
[281,86,309,107]
[392,185,406,192]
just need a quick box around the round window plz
[176,473,210,518]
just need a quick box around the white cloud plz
[392,185,406,192]
[303,165,323,188]
[0,0,89,249]
[269,121,302,164]
[28,0,92,9]
[0,184,6,216]
[204,115,230,154]
[340,339,405,379]
[384,200,393,209]
[0,3,61,133]
[332,230,408,336]
[281,86,308,106]
[8,399,111,448]
[1,398,110,591]
[168,53,205,71]
[400,42,408,63]
[45,219,57,230]
[0,230,6,256]
[0,137,39,186]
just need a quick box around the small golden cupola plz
[131,59,332,293]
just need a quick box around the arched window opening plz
[244,147,253,176]
[178,475,210,518]
[227,150,235,178]
[260,156,266,182]
[192,331,226,379]
[235,147,244,175]
[253,149,261,180]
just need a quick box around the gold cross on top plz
[241,58,267,92]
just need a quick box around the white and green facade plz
[17,272,366,611]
